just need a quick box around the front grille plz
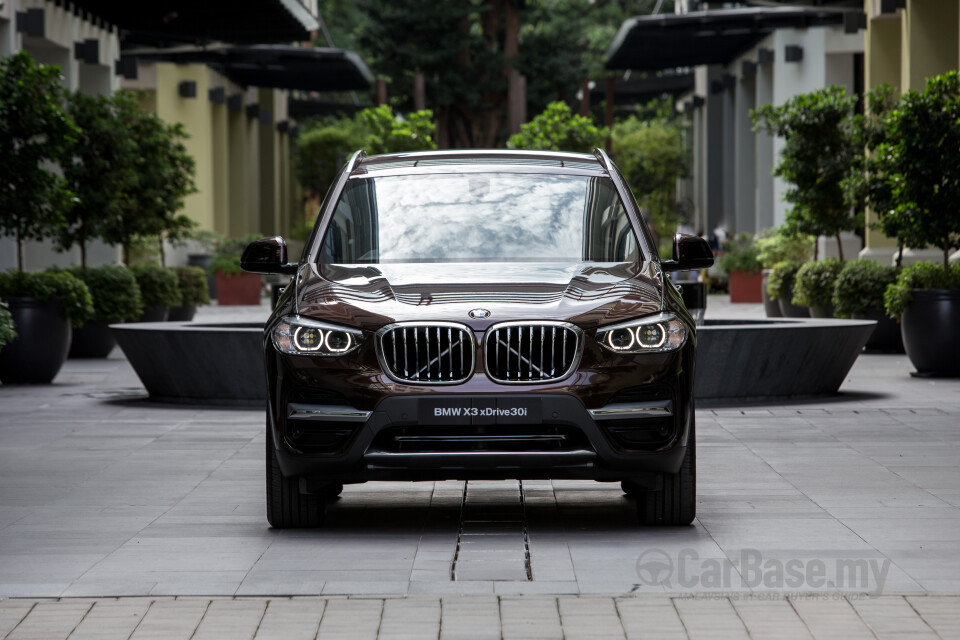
[377,322,474,384]
[484,322,580,383]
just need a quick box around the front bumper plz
[270,391,691,484]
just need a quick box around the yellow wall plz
[135,63,301,242]
[901,0,960,92]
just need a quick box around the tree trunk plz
[80,239,87,270]
[16,225,23,272]
[158,236,166,267]
[835,231,844,261]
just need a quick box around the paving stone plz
[66,599,151,640]
[127,599,209,640]
[5,601,91,640]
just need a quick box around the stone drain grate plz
[451,480,532,581]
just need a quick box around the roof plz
[357,150,607,174]
[589,73,695,106]
[605,7,848,71]
[71,0,318,45]
[127,45,374,92]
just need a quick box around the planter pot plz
[167,304,197,322]
[137,305,169,322]
[853,309,904,353]
[761,270,782,318]
[900,289,960,376]
[0,297,72,384]
[809,304,835,318]
[69,321,116,358]
[188,254,216,299]
[778,298,809,318]
[217,272,262,306]
[729,270,763,303]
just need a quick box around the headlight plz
[595,313,687,354]
[272,316,363,356]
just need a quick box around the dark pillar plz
[413,73,425,111]
[375,78,387,106]
[579,77,591,116]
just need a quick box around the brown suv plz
[241,149,713,528]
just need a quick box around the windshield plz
[318,173,640,264]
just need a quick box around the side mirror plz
[661,233,714,272]
[240,236,298,275]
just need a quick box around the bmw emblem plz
[468,308,491,319]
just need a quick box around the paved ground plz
[1,296,959,638]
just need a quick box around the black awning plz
[71,0,318,45]
[605,7,846,71]
[590,73,695,106]
[130,45,374,92]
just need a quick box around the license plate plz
[419,398,541,425]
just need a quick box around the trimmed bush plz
[832,260,898,318]
[0,301,15,350]
[71,265,143,323]
[793,258,843,308]
[718,234,762,275]
[131,265,182,310]
[884,261,960,318]
[766,261,803,301]
[176,266,211,306]
[0,269,93,328]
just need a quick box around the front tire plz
[636,422,696,526]
[266,417,325,528]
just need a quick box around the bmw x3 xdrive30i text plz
[241,149,713,528]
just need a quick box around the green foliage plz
[876,72,960,271]
[752,87,861,259]
[755,227,815,269]
[175,266,211,306]
[58,91,139,268]
[832,259,899,318]
[210,234,264,277]
[0,269,94,328]
[507,102,607,152]
[70,265,144,324]
[611,98,688,240]
[0,301,16,350]
[103,92,198,265]
[766,261,803,301]
[0,52,80,271]
[296,106,435,200]
[792,258,843,309]
[131,265,182,310]
[884,260,960,318]
[717,234,762,275]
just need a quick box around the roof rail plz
[593,147,614,172]
[345,149,368,174]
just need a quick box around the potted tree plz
[717,234,763,303]
[0,269,93,383]
[68,266,143,358]
[169,266,210,321]
[793,258,843,318]
[833,259,902,352]
[131,265,181,322]
[752,87,861,260]
[0,302,17,352]
[766,261,807,318]
[211,235,264,305]
[877,72,960,376]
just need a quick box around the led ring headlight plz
[596,313,686,354]
[273,316,363,356]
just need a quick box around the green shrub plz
[210,234,263,277]
[507,102,608,152]
[0,269,94,328]
[755,227,815,269]
[884,260,960,318]
[717,234,762,275]
[792,258,843,308]
[832,260,899,318]
[131,265,181,310]
[0,300,16,350]
[766,261,803,301]
[70,265,143,323]
[175,266,210,306]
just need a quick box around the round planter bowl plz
[809,304,834,319]
[137,305,169,322]
[729,270,764,303]
[778,298,809,318]
[901,288,960,376]
[0,297,72,384]
[69,321,116,358]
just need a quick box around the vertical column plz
[901,0,959,92]
[734,73,757,235]
[705,67,725,238]
[579,77,591,116]
[754,61,775,231]
[722,77,736,233]
[413,72,425,111]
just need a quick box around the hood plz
[295,261,663,332]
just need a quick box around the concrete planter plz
[0,297,72,384]
[729,270,763,303]
[217,272,262,306]
[761,270,782,318]
[901,289,960,376]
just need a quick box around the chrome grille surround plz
[376,322,475,385]
[484,321,582,384]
